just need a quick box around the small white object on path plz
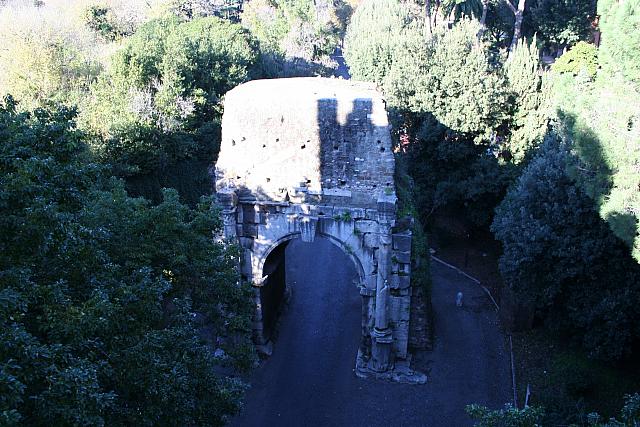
[456,291,463,307]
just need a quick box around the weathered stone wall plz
[215,77,413,373]
[216,78,394,207]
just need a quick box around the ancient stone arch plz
[215,78,413,374]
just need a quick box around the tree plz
[492,135,640,360]
[503,0,526,54]
[0,99,254,425]
[384,19,509,137]
[504,36,551,162]
[242,0,347,68]
[551,41,598,78]
[343,0,415,86]
[0,4,103,110]
[526,0,597,49]
[552,0,640,263]
[80,15,259,201]
[598,0,640,86]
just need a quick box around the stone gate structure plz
[215,78,414,374]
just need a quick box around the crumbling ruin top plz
[215,77,395,208]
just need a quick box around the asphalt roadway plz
[231,238,510,427]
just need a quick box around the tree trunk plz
[433,0,440,29]
[477,0,489,39]
[505,0,526,55]
[425,0,432,36]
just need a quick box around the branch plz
[503,0,517,15]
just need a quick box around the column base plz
[355,349,427,385]
[369,327,393,372]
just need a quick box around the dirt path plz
[230,239,510,427]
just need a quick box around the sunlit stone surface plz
[215,77,416,375]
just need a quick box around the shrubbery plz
[0,99,254,425]
[492,135,640,360]
[552,41,599,78]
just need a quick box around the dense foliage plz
[345,0,640,421]
[241,0,349,76]
[492,136,640,360]
[466,403,545,427]
[345,4,543,227]
[551,40,599,78]
[525,0,597,47]
[0,4,103,110]
[468,393,640,426]
[82,15,259,175]
[0,99,254,425]
[384,19,509,137]
[343,0,413,85]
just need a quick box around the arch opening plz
[258,235,361,346]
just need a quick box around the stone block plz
[392,233,412,252]
[242,205,256,223]
[363,233,378,249]
[216,190,237,207]
[350,208,365,220]
[355,220,378,234]
[398,263,411,275]
[360,286,376,297]
[238,237,254,249]
[390,273,411,290]
[244,224,258,238]
[317,205,334,217]
[392,250,411,265]
[377,195,397,214]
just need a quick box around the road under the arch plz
[231,238,511,427]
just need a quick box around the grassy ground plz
[512,330,640,425]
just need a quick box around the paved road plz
[231,238,510,427]
[332,47,350,79]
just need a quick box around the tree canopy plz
[0,99,254,425]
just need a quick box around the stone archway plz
[215,78,413,374]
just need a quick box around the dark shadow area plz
[385,92,640,423]
[260,241,289,341]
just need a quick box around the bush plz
[492,135,640,360]
[0,2,103,109]
[81,15,259,175]
[0,99,254,425]
[552,41,599,78]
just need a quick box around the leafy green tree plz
[0,8,103,110]
[81,15,259,201]
[492,135,640,360]
[525,0,596,48]
[83,4,129,41]
[343,0,415,86]
[504,36,551,162]
[167,0,244,21]
[598,0,640,86]
[0,99,253,425]
[552,0,640,263]
[551,40,598,78]
[242,0,346,67]
[385,19,509,137]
